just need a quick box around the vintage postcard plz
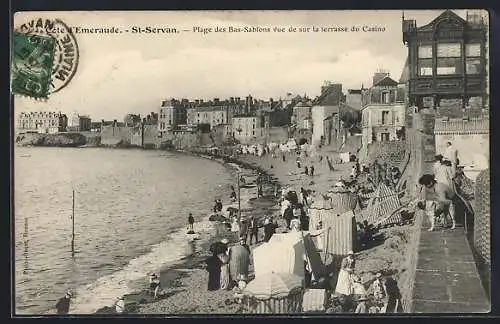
[12,10,490,316]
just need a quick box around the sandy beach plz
[96,147,419,315]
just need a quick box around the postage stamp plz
[12,18,79,99]
[12,32,56,99]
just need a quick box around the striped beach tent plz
[242,273,305,314]
[361,182,402,226]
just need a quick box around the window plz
[466,43,481,57]
[252,131,255,136]
[437,43,461,57]
[437,57,462,75]
[436,43,462,75]
[381,92,390,104]
[418,45,432,59]
[466,43,481,75]
[168,120,171,125]
[381,111,389,125]
[418,59,433,76]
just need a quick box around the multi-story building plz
[68,112,91,132]
[231,116,264,144]
[187,105,229,129]
[361,73,406,146]
[292,101,312,130]
[158,98,187,136]
[311,83,343,145]
[17,111,68,134]
[402,10,488,112]
[186,97,249,129]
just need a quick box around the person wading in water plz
[188,213,195,232]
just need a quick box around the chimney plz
[372,71,389,86]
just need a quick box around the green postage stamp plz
[12,32,56,99]
[12,18,79,99]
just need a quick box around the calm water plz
[14,147,234,315]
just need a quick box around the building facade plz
[361,74,406,147]
[68,113,91,132]
[311,105,339,145]
[402,10,488,111]
[17,111,68,134]
[292,102,313,130]
[158,99,187,136]
[231,116,264,144]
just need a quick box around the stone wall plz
[473,168,490,264]
[267,126,289,143]
[159,132,201,150]
[365,141,407,167]
[143,124,159,148]
[101,125,133,146]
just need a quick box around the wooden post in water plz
[71,190,75,255]
[237,171,241,221]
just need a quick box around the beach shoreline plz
[22,145,418,315]
[90,148,281,315]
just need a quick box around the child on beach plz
[149,273,161,299]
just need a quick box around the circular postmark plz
[15,18,79,94]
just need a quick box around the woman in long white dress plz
[218,250,230,290]
[335,251,355,296]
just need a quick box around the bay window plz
[436,43,462,75]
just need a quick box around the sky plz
[12,9,483,121]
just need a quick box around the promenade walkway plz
[410,129,490,313]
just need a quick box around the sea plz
[13,147,240,315]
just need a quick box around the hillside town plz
[15,10,490,314]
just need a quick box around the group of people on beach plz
[206,236,252,292]
[330,252,402,313]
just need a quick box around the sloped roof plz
[372,75,398,87]
[434,117,489,134]
[399,56,409,84]
[417,10,466,31]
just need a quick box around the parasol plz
[243,272,303,299]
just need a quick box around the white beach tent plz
[253,232,305,279]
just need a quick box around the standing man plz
[55,290,72,315]
[256,173,263,198]
[248,216,259,245]
[188,213,195,232]
[443,141,458,175]
[310,165,315,177]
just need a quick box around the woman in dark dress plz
[206,252,222,291]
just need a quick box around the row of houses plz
[17,112,91,134]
